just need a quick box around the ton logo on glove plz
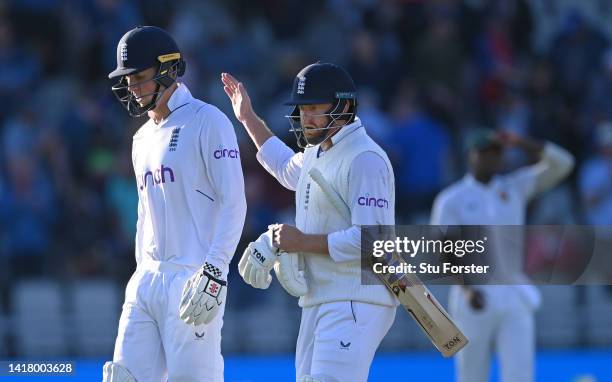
[254,248,267,264]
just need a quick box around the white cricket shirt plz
[131,83,246,274]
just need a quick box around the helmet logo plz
[297,75,306,94]
[120,43,128,62]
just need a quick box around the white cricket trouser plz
[296,301,396,382]
[112,260,224,382]
[449,285,535,382]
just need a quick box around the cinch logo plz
[358,194,389,208]
[213,148,240,159]
[138,164,175,190]
[120,43,128,62]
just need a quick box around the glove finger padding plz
[241,258,254,285]
[255,268,272,289]
[274,252,308,297]
[180,277,195,307]
[246,261,259,287]
[238,250,249,279]
[180,265,227,326]
[238,229,279,289]
[179,273,200,324]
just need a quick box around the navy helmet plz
[285,62,357,148]
[108,26,186,117]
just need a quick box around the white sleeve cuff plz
[255,136,301,191]
[328,226,361,263]
[255,136,291,169]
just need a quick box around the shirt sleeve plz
[505,142,575,201]
[132,147,145,266]
[256,136,303,191]
[200,107,247,275]
[328,151,394,263]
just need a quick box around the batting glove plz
[179,262,227,326]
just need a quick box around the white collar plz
[166,82,193,111]
[328,117,363,146]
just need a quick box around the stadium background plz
[0,0,611,380]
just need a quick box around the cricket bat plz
[309,168,468,357]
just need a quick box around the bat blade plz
[381,271,468,357]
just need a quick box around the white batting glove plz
[275,252,308,297]
[179,262,227,326]
[238,227,279,289]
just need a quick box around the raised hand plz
[221,72,254,124]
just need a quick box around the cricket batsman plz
[186,62,398,381]
[103,26,246,381]
[431,129,574,382]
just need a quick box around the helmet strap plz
[143,81,161,112]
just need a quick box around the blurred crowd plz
[1,0,612,303]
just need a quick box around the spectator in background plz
[0,16,41,118]
[473,6,519,122]
[8,0,63,75]
[412,3,464,119]
[301,5,352,65]
[2,105,41,163]
[526,57,571,148]
[579,121,612,225]
[90,0,143,73]
[578,121,612,283]
[496,86,532,170]
[549,9,608,105]
[1,155,57,278]
[347,29,396,103]
[499,0,534,56]
[387,79,452,221]
[354,88,392,144]
[583,48,612,133]
[104,144,138,281]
